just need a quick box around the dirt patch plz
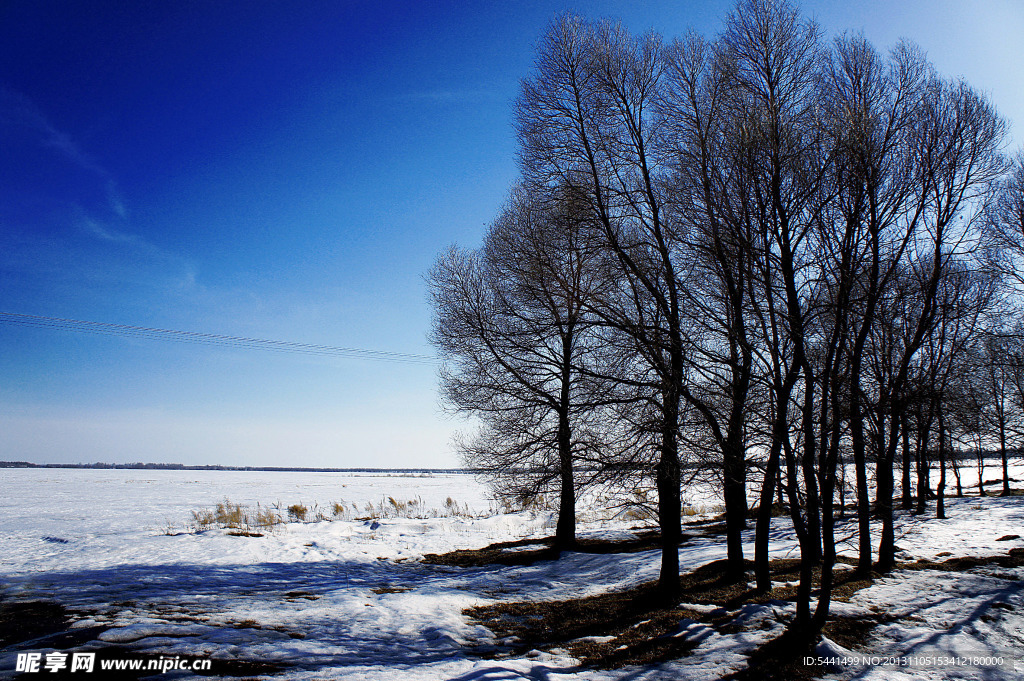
[283,590,320,601]
[372,585,412,595]
[422,530,683,568]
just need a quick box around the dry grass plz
[465,554,881,671]
[479,545,1024,677]
[188,498,283,534]
[181,493,480,534]
[450,518,893,674]
[466,581,706,669]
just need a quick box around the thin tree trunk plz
[876,410,901,571]
[951,449,963,497]
[723,437,748,582]
[914,408,932,515]
[901,415,912,510]
[1000,420,1011,496]
[851,392,873,572]
[977,446,986,497]
[756,384,794,591]
[937,407,947,519]
[755,447,780,592]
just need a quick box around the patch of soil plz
[422,530,686,568]
[371,585,412,595]
[283,590,320,601]
[823,612,898,650]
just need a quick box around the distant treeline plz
[0,461,473,474]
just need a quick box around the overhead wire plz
[0,312,439,366]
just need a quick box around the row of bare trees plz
[429,0,1024,641]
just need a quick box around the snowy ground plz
[1,466,1023,679]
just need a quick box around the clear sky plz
[1,0,1021,468]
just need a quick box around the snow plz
[1,466,1023,680]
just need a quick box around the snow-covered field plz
[1,467,1023,680]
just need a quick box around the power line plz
[0,312,439,366]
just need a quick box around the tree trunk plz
[554,406,576,551]
[755,444,780,592]
[977,446,986,497]
[850,391,873,572]
[657,392,682,600]
[813,466,837,632]
[937,407,947,519]
[914,410,931,515]
[1000,419,1011,496]
[800,376,821,564]
[901,416,912,510]
[876,410,901,572]
[723,437,748,582]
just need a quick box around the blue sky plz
[1,1,1021,468]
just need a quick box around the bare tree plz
[659,30,759,582]
[516,14,704,597]
[984,151,1024,291]
[428,184,611,550]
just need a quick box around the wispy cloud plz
[80,217,143,245]
[1,86,128,222]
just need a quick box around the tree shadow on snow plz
[0,558,500,676]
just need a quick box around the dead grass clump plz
[188,499,283,534]
[287,504,308,522]
[444,495,473,517]
[255,505,282,529]
[215,499,246,528]
[356,495,474,520]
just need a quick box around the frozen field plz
[1,467,1023,679]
